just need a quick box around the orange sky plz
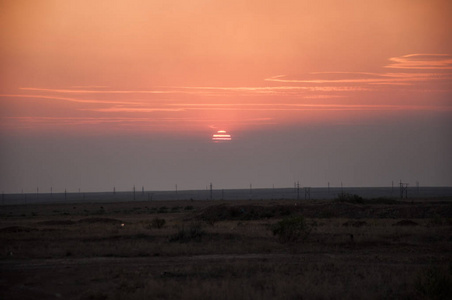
[1,0,451,137]
[1,0,452,192]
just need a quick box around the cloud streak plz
[386,54,452,70]
[168,103,450,112]
[265,55,452,90]
[265,72,452,86]
[3,53,451,135]
[19,87,208,95]
[82,107,185,113]
[0,94,142,105]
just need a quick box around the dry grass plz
[1,199,451,299]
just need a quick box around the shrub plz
[271,216,310,243]
[169,223,205,243]
[367,197,399,204]
[336,193,364,204]
[415,266,452,300]
[157,206,167,213]
[430,215,443,226]
[150,218,166,229]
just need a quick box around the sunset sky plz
[1,0,451,193]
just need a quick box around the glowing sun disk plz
[212,130,231,141]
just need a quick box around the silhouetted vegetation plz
[415,266,452,300]
[169,223,205,243]
[150,218,166,229]
[366,197,400,204]
[199,204,301,225]
[334,193,403,205]
[335,192,364,204]
[271,215,310,243]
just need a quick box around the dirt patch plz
[0,226,39,233]
[342,220,367,227]
[83,233,155,242]
[77,217,122,224]
[393,220,419,226]
[198,204,299,223]
[37,220,76,226]
[197,202,452,222]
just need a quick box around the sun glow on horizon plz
[212,130,232,142]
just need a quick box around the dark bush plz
[342,220,367,227]
[336,193,364,204]
[415,266,452,300]
[367,197,399,204]
[157,206,167,213]
[169,223,205,243]
[271,215,310,243]
[150,218,166,229]
[199,204,297,225]
[393,219,418,226]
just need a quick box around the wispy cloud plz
[171,85,369,93]
[70,85,110,89]
[3,53,451,135]
[168,102,450,112]
[265,54,452,88]
[19,87,205,95]
[19,86,366,96]
[1,116,147,126]
[265,71,451,86]
[1,116,278,131]
[386,54,452,70]
[0,94,142,105]
[83,107,185,113]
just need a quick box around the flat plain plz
[1,196,451,299]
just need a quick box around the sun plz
[212,130,232,142]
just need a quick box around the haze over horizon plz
[1,0,452,193]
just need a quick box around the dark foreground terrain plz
[1,197,451,299]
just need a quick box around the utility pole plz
[133,185,136,201]
[399,180,408,199]
[296,181,300,200]
[305,187,311,200]
[210,183,213,200]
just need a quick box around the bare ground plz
[1,198,451,299]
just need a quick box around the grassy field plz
[1,197,451,299]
